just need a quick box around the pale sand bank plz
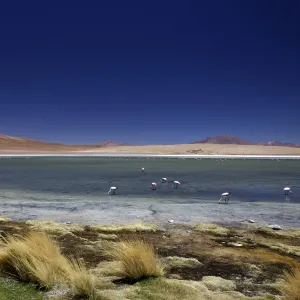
[1,143,300,156]
[83,143,300,155]
[0,153,300,159]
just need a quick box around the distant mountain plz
[257,141,300,148]
[192,135,251,145]
[0,134,66,149]
[99,140,132,147]
[100,140,120,147]
[192,135,300,147]
[0,134,127,151]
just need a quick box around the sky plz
[0,0,299,145]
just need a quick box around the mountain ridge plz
[192,135,300,147]
[192,135,251,145]
[0,133,299,151]
[0,134,126,151]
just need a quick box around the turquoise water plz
[0,157,299,203]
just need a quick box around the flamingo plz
[283,187,292,195]
[173,181,180,189]
[150,182,157,190]
[219,192,232,204]
[107,186,118,195]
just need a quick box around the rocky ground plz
[0,218,299,299]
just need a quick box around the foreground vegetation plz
[0,218,300,299]
[0,231,95,298]
[279,266,300,300]
[0,279,43,300]
[104,239,165,281]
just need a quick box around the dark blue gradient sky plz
[0,1,299,144]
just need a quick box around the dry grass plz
[0,216,11,222]
[279,265,300,300]
[0,232,68,289]
[67,258,96,299]
[0,232,96,298]
[254,227,300,239]
[208,247,295,266]
[90,222,158,233]
[119,277,265,300]
[194,223,230,236]
[104,239,164,281]
[25,220,84,236]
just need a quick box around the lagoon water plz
[1,157,300,226]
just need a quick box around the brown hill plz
[0,134,131,152]
[192,135,252,145]
[0,134,92,151]
[0,134,129,152]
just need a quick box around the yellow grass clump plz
[279,265,300,300]
[90,222,158,233]
[0,216,11,222]
[25,220,84,235]
[194,223,230,236]
[67,258,96,299]
[0,232,68,288]
[254,227,300,239]
[0,232,96,298]
[105,239,164,281]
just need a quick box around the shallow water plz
[0,157,300,226]
[0,157,299,202]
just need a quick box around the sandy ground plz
[1,143,300,155]
[83,143,300,155]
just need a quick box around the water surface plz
[0,157,300,226]
[0,157,299,202]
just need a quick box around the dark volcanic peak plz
[100,140,120,146]
[192,135,252,145]
[100,140,132,147]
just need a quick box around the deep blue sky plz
[0,1,299,144]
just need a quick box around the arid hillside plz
[0,134,100,152]
[1,133,300,155]
[84,143,300,155]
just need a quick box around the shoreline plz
[0,152,300,159]
[2,194,300,228]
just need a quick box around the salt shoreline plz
[0,152,300,159]
[1,193,300,228]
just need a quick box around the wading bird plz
[219,192,232,204]
[172,181,180,189]
[150,182,157,190]
[283,187,292,195]
[107,186,118,195]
